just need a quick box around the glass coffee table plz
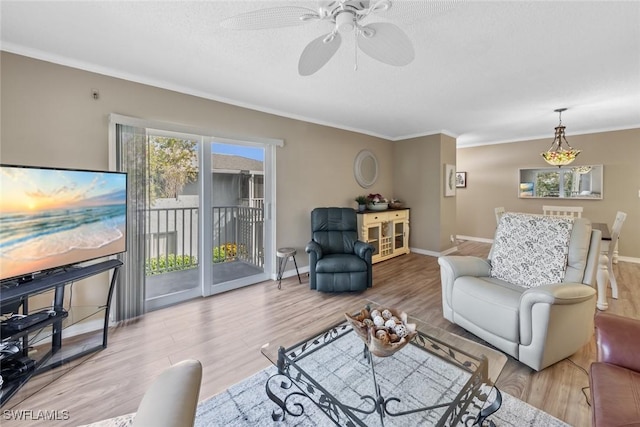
[261,301,507,426]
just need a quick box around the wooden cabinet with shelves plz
[357,209,410,263]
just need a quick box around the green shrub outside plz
[146,243,247,274]
[146,254,197,275]
[212,245,226,263]
[213,242,246,263]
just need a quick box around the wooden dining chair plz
[607,211,627,299]
[542,205,583,218]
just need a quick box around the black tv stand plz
[0,259,122,407]
[16,275,34,285]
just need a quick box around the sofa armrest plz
[595,312,640,372]
[521,282,596,307]
[438,256,491,280]
[354,240,373,260]
[438,256,491,321]
[132,359,202,427]
[305,241,322,290]
[519,283,596,346]
[305,241,323,259]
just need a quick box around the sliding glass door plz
[146,134,273,307]
[204,140,271,296]
[112,115,278,315]
[144,130,201,310]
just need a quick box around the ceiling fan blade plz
[220,7,320,30]
[357,22,414,66]
[298,32,342,76]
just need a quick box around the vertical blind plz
[115,124,147,321]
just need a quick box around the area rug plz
[81,331,571,427]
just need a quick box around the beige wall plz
[5,50,633,295]
[456,128,640,259]
[0,52,397,281]
[440,134,458,251]
[393,133,457,253]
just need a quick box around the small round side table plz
[276,247,301,289]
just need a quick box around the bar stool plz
[276,247,301,289]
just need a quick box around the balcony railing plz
[212,206,264,267]
[145,205,264,275]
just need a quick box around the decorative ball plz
[381,309,393,320]
[363,318,374,327]
[370,309,381,319]
[376,329,390,343]
[391,316,401,324]
[393,323,408,338]
[373,315,385,326]
[384,319,397,329]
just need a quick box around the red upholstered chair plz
[590,312,640,427]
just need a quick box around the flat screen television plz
[0,164,127,283]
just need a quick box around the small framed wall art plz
[456,172,467,188]
[444,164,456,197]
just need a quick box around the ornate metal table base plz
[265,326,503,426]
[474,390,502,427]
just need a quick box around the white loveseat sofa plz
[439,213,601,371]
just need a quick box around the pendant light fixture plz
[541,108,581,166]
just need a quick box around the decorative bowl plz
[367,202,388,211]
[389,202,404,209]
[345,306,417,357]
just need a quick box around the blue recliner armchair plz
[305,207,373,293]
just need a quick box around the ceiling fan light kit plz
[220,0,438,76]
[336,11,356,32]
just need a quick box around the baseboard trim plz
[31,318,104,346]
[618,256,640,264]
[63,319,103,339]
[271,265,310,282]
[409,247,458,257]
[440,246,459,256]
[456,235,494,244]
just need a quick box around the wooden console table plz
[357,209,410,264]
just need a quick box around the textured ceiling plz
[2,1,639,147]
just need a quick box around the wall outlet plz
[450,234,455,243]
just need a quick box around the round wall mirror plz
[354,149,379,188]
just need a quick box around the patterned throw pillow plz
[490,213,573,288]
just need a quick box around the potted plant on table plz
[355,195,368,212]
[367,193,389,211]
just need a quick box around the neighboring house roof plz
[212,154,263,173]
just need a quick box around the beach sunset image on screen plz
[0,165,127,281]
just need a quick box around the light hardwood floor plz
[3,240,638,427]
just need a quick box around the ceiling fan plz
[221,1,454,76]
